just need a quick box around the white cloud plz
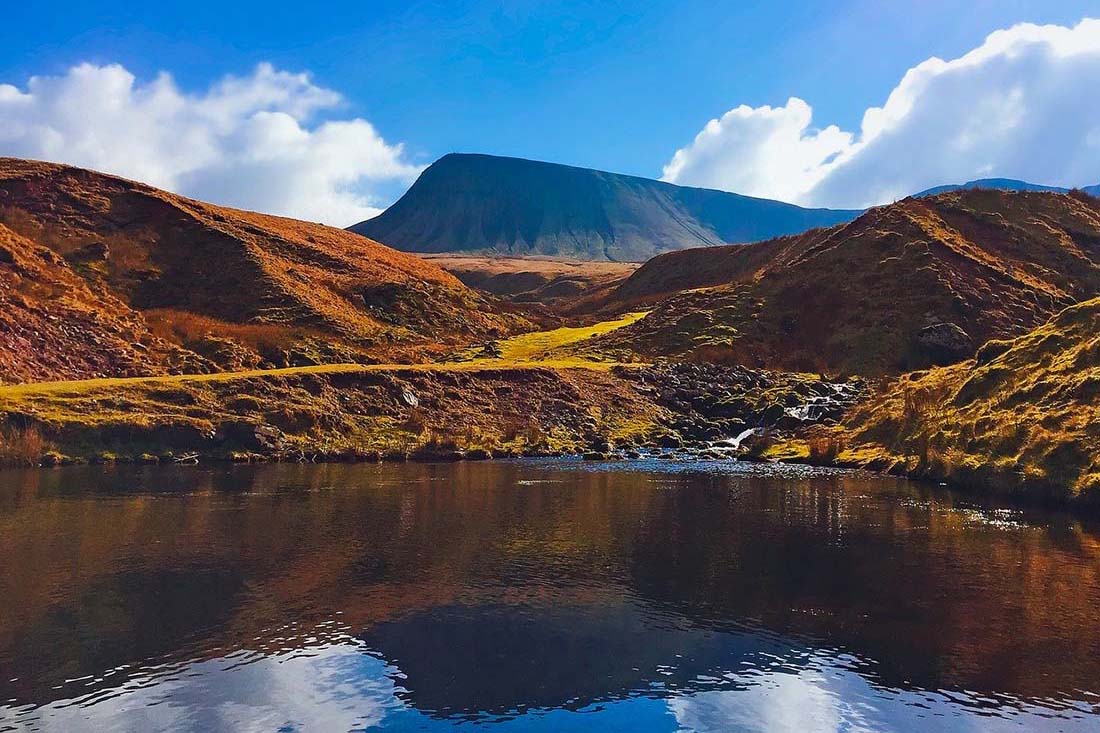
[0,62,422,225]
[668,669,880,733]
[662,18,1100,208]
[661,98,852,204]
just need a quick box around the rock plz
[656,432,683,448]
[400,388,419,407]
[66,241,110,262]
[253,423,289,451]
[761,402,786,425]
[583,451,609,460]
[465,447,493,461]
[710,397,752,419]
[719,418,748,436]
[589,439,612,453]
[39,451,66,467]
[917,322,973,364]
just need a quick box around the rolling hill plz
[350,153,860,262]
[0,158,526,383]
[587,188,1100,375]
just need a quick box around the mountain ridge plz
[917,177,1100,197]
[350,153,861,262]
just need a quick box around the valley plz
[0,157,1098,510]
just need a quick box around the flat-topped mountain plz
[589,188,1100,375]
[350,153,860,262]
[0,158,525,382]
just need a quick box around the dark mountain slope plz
[588,189,1100,375]
[350,153,860,262]
[917,177,1100,197]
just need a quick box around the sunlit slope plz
[0,157,528,381]
[593,189,1100,375]
[834,296,1100,506]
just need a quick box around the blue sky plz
[1,1,1098,223]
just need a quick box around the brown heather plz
[0,158,530,384]
[590,189,1100,375]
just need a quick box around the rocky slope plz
[0,158,527,382]
[591,189,1100,375]
[825,295,1100,508]
[351,153,859,262]
[0,223,192,383]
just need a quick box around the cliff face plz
[350,153,859,262]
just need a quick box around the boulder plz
[66,241,110,262]
[917,323,974,364]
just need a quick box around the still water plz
[1,460,1098,732]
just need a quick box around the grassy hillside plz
[0,223,195,383]
[800,296,1100,507]
[0,362,665,465]
[592,189,1100,375]
[0,310,659,464]
[0,158,528,381]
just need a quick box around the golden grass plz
[144,309,306,354]
[454,311,650,363]
[0,425,49,467]
[827,297,1100,505]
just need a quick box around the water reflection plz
[0,461,1098,731]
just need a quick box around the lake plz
[1,460,1098,732]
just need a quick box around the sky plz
[0,0,1098,224]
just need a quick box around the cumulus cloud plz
[661,98,852,204]
[662,18,1100,208]
[0,62,422,225]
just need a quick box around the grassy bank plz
[0,363,667,465]
[766,298,1100,509]
[0,313,662,465]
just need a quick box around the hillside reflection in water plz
[1,460,1098,731]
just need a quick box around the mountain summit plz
[350,153,860,262]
